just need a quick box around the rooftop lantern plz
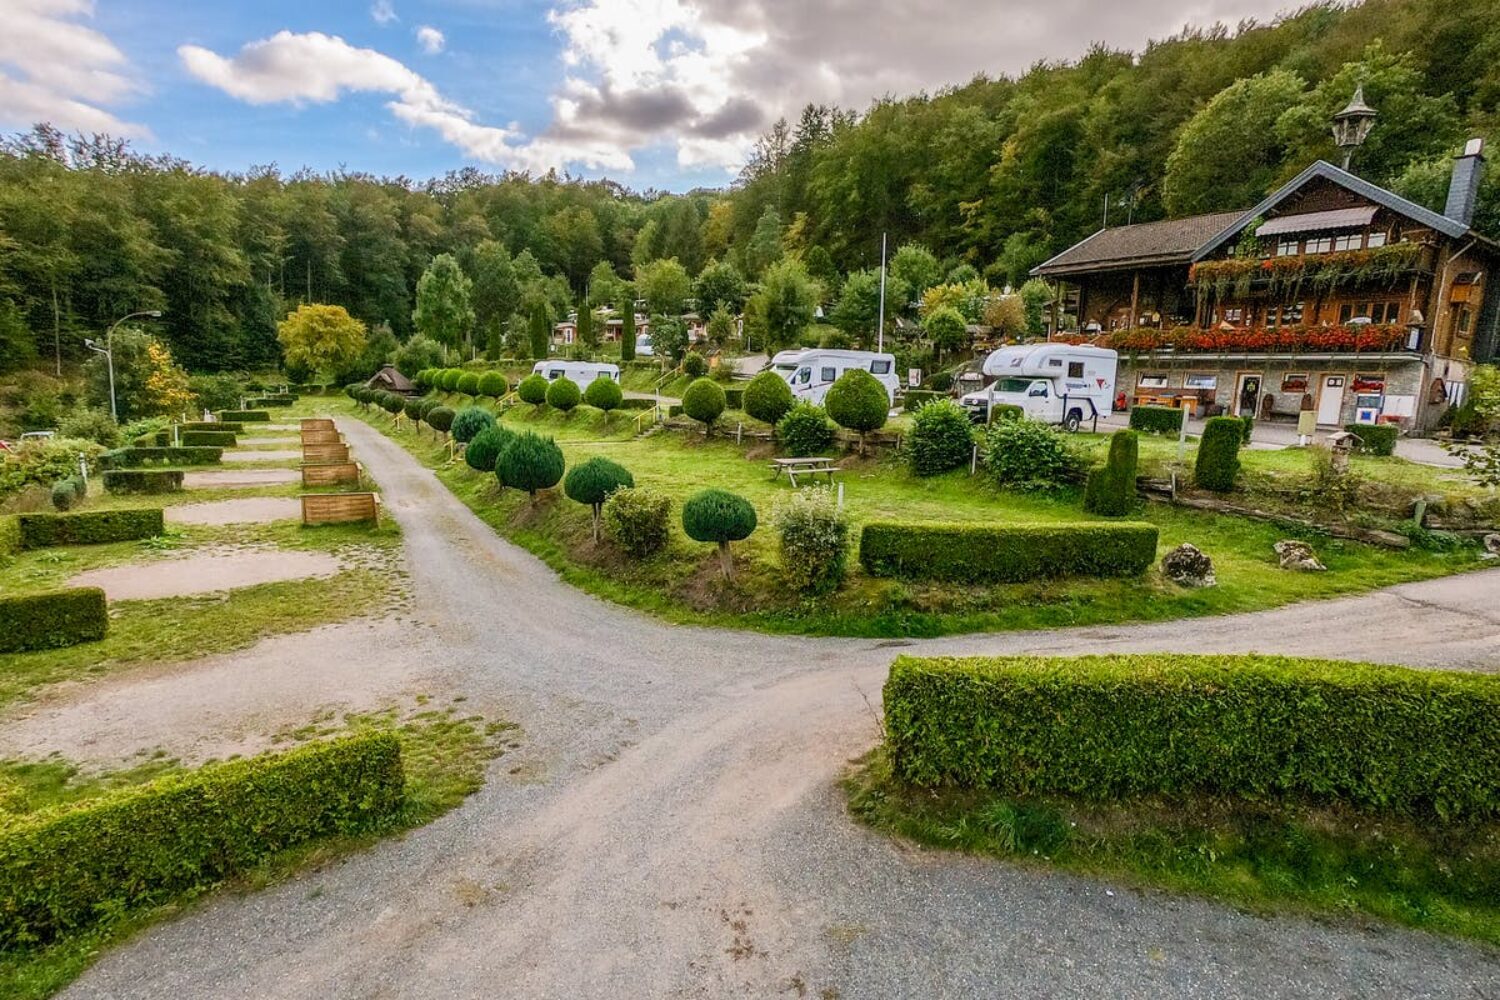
[1332,84,1377,172]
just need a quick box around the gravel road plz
[47,416,1500,999]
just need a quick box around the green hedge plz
[218,410,270,422]
[0,516,19,557]
[17,509,164,549]
[102,469,184,494]
[178,421,244,434]
[1128,405,1184,434]
[1345,422,1399,456]
[100,446,222,469]
[882,653,1500,818]
[0,732,404,946]
[0,588,107,653]
[902,389,943,412]
[859,521,1158,583]
[1194,416,1242,492]
[245,395,296,407]
[180,430,236,447]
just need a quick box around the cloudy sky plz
[3,0,1292,190]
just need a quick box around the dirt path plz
[38,415,1500,999]
[66,549,341,600]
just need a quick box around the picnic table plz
[770,456,842,486]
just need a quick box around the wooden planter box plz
[302,442,350,462]
[301,461,361,487]
[301,429,343,445]
[301,418,336,431]
[301,492,379,526]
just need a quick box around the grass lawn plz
[335,394,1487,637]
[846,747,1500,946]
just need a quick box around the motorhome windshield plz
[991,378,1033,394]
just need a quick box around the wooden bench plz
[301,418,336,432]
[301,429,344,445]
[301,461,361,488]
[770,456,842,487]
[301,492,379,526]
[303,442,350,462]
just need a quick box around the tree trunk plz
[592,505,602,543]
[718,540,734,579]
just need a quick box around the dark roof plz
[366,365,415,393]
[1031,211,1245,276]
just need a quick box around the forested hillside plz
[2,0,1499,373]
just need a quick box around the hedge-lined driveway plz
[59,417,1500,1000]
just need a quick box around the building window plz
[1068,361,1084,377]
[1366,230,1388,248]
[1223,307,1243,324]
[1276,239,1298,257]
[1340,301,1402,324]
[1282,373,1310,393]
[1184,373,1218,390]
[1139,373,1169,389]
[1268,303,1305,327]
[1306,236,1334,254]
[1457,306,1475,337]
[1333,233,1361,251]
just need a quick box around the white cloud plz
[415,25,445,55]
[370,1,398,26]
[0,0,147,136]
[178,30,631,173]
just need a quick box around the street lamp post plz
[87,309,162,422]
[1332,84,1377,172]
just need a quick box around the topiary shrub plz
[403,398,424,424]
[981,418,1083,490]
[905,399,974,476]
[0,588,108,652]
[545,376,581,411]
[50,480,77,511]
[517,374,549,405]
[451,406,497,444]
[217,410,270,422]
[19,509,164,548]
[99,447,223,469]
[1083,429,1139,517]
[102,469,183,494]
[743,370,795,425]
[682,351,708,377]
[495,431,565,497]
[426,406,456,437]
[681,488,757,579]
[771,487,849,594]
[463,425,513,473]
[602,487,672,557]
[379,392,404,416]
[776,403,836,457]
[902,389,943,413]
[1239,414,1254,445]
[563,456,635,541]
[860,521,1159,582]
[583,376,623,412]
[824,368,890,454]
[180,430,236,448]
[681,378,726,435]
[456,372,481,396]
[418,397,441,422]
[1195,416,1243,492]
[477,371,509,397]
[1345,422,1399,457]
[1129,405,1184,435]
[440,369,465,392]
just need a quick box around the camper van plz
[781,350,900,406]
[768,350,806,380]
[532,360,622,385]
[960,343,1117,430]
[635,334,654,357]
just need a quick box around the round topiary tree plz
[682,350,708,377]
[345,382,362,400]
[440,369,464,392]
[426,405,456,437]
[464,424,513,472]
[379,392,405,417]
[563,456,635,541]
[451,405,497,444]
[681,488,757,579]
[477,371,508,398]
[681,377,726,436]
[456,371,481,396]
[546,376,581,411]
[1195,416,1243,493]
[905,398,974,476]
[583,375,624,412]
[824,368,889,455]
[743,370,795,426]
[496,431,565,497]
[403,397,425,425]
[417,397,441,427]
[517,373,549,405]
[776,402,835,457]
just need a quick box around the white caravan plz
[532,360,622,384]
[960,343,1117,430]
[782,350,900,406]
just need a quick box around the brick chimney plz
[1444,137,1486,226]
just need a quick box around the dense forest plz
[3,0,1500,375]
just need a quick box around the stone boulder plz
[1483,533,1500,559]
[1160,543,1216,587]
[1274,539,1326,572]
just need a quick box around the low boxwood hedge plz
[100,446,223,469]
[883,653,1500,818]
[0,587,108,653]
[902,389,943,412]
[859,521,1158,583]
[179,421,244,434]
[1128,405,1184,434]
[17,509,164,549]
[217,410,270,422]
[102,469,184,494]
[245,395,296,407]
[0,731,404,946]
[1345,422,1399,456]
[180,430,236,447]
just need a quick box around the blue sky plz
[4,0,1293,192]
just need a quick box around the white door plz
[1317,375,1346,425]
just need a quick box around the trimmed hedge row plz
[102,469,184,494]
[17,509,164,549]
[859,521,1158,583]
[882,653,1500,818]
[180,430,236,447]
[245,395,296,407]
[0,588,108,653]
[902,389,944,412]
[100,447,222,469]
[1128,405,1184,434]
[1345,422,1399,456]
[218,410,270,422]
[0,732,405,946]
[179,421,244,434]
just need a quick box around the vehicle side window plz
[1029,382,1049,397]
[821,367,837,383]
[547,369,563,380]
[1068,362,1084,378]
[870,360,891,375]
[795,368,810,385]
[1048,358,1063,367]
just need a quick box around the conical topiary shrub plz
[495,431,565,497]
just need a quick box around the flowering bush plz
[771,487,849,594]
[1105,324,1406,354]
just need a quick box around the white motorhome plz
[782,350,900,406]
[635,334,654,357]
[960,343,1117,430]
[532,360,622,384]
[768,349,806,380]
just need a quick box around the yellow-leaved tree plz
[277,304,368,381]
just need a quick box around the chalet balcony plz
[1099,322,1418,356]
[1187,242,1433,301]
